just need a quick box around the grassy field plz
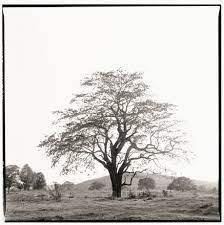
[5,189,220,221]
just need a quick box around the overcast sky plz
[4,6,219,184]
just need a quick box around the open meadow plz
[5,176,220,221]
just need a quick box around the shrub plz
[48,183,62,202]
[15,182,23,190]
[211,187,218,193]
[138,178,156,192]
[68,192,74,198]
[138,191,152,199]
[10,186,19,192]
[88,181,105,190]
[162,190,168,197]
[128,190,136,199]
[167,176,196,192]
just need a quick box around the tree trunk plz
[112,185,121,198]
[109,171,122,198]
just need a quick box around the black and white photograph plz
[2,4,221,222]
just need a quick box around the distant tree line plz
[137,176,197,193]
[5,164,216,197]
[5,164,46,193]
[88,175,216,197]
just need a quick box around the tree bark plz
[24,184,30,191]
[109,170,122,198]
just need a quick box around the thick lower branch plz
[121,169,148,186]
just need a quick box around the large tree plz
[5,165,20,194]
[39,69,186,198]
[167,176,196,192]
[32,172,46,190]
[19,164,34,190]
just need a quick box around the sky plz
[4,6,219,184]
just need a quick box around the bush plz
[10,187,19,192]
[128,190,136,199]
[15,182,23,190]
[211,187,218,193]
[138,178,156,192]
[138,191,152,199]
[162,190,168,197]
[48,183,62,202]
[167,176,197,192]
[68,192,74,198]
[88,181,105,190]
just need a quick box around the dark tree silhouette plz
[138,177,156,192]
[5,165,20,194]
[32,172,46,190]
[167,176,196,192]
[19,164,34,190]
[39,69,187,198]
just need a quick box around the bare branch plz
[121,169,148,186]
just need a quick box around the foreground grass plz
[5,190,220,221]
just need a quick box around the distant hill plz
[72,173,218,193]
[61,181,75,191]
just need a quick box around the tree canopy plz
[5,165,20,193]
[39,69,187,197]
[19,164,34,190]
[32,172,46,190]
[138,177,156,191]
[167,176,196,192]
